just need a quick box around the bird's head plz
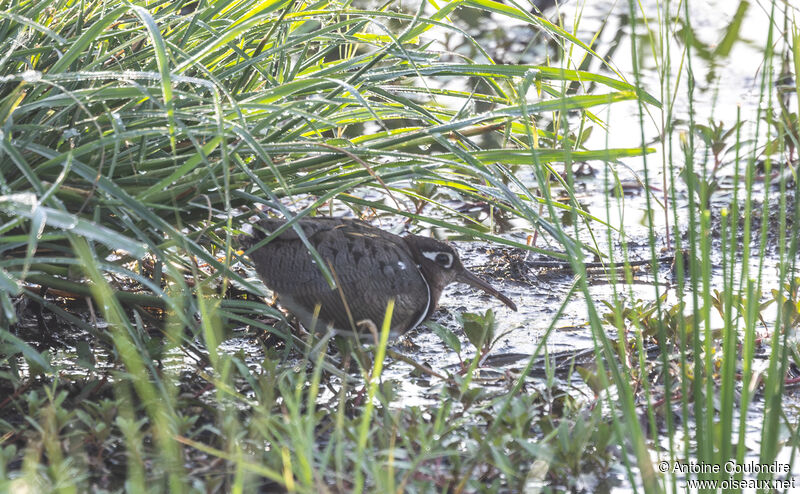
[404,235,517,311]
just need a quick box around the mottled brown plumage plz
[241,217,516,336]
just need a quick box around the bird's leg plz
[347,319,384,406]
[332,335,357,372]
[340,344,371,407]
[336,337,371,407]
[356,319,380,347]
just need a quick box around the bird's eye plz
[421,250,454,268]
[435,252,453,268]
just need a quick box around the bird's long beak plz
[456,269,517,311]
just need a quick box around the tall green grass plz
[595,0,800,492]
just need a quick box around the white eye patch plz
[422,251,454,269]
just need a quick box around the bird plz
[240,217,517,338]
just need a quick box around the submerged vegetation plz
[0,0,798,492]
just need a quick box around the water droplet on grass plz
[21,70,42,83]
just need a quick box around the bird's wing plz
[247,219,430,332]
